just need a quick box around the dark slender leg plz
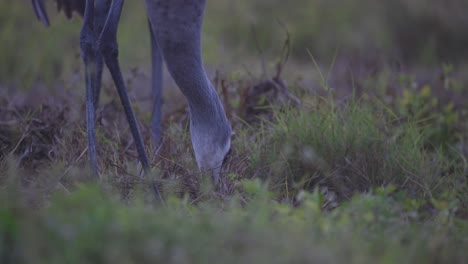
[93,0,112,108]
[97,0,151,172]
[93,55,104,108]
[148,20,163,152]
[80,0,98,174]
[147,21,164,202]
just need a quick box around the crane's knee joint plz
[98,37,119,60]
[80,37,97,62]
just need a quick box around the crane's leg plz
[80,0,99,174]
[148,20,163,153]
[145,0,232,192]
[79,0,112,174]
[97,0,152,175]
[93,54,103,108]
[93,0,112,108]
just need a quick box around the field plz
[1,0,467,263]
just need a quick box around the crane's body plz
[32,0,232,193]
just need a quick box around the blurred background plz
[1,0,468,88]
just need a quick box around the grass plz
[1,0,468,263]
[1,70,467,262]
[1,176,467,263]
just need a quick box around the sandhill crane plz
[32,0,232,191]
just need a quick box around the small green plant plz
[0,175,466,264]
[398,83,458,148]
[246,98,456,203]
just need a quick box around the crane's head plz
[190,119,232,193]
